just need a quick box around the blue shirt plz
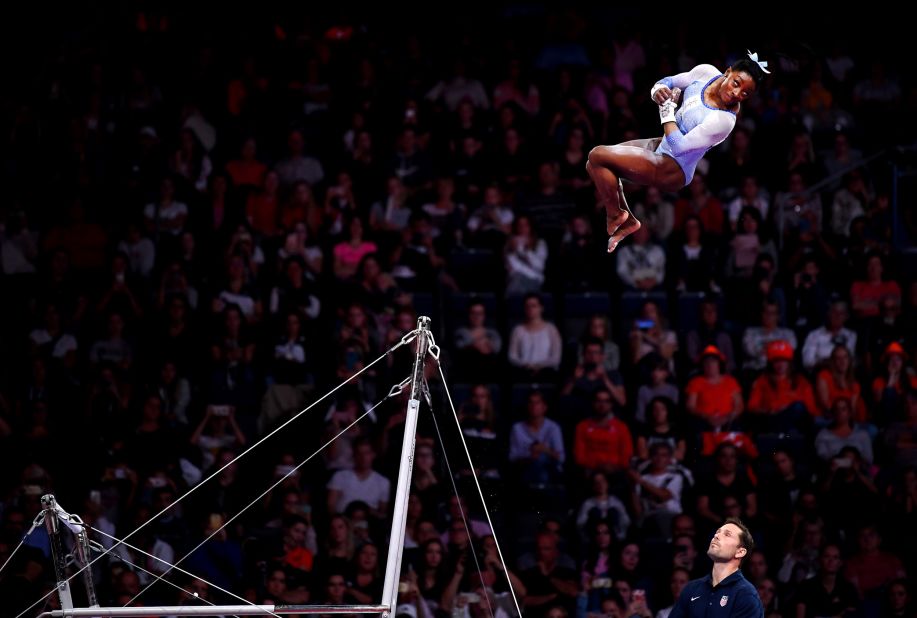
[669,569,763,618]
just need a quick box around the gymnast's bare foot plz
[606,203,629,235]
[607,215,642,253]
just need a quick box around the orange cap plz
[766,340,794,361]
[701,345,726,362]
[882,341,907,361]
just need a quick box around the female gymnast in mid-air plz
[587,52,770,252]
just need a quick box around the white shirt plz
[30,329,78,358]
[143,200,189,235]
[639,469,684,514]
[327,469,391,513]
[801,327,857,370]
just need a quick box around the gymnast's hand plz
[652,86,681,105]
[659,96,679,125]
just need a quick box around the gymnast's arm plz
[651,64,720,103]
[662,112,735,158]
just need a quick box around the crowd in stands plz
[0,7,914,618]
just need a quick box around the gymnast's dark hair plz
[730,58,767,86]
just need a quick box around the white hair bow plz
[747,50,771,74]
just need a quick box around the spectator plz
[815,398,874,465]
[802,301,857,371]
[850,253,901,320]
[507,294,562,382]
[453,301,502,381]
[561,337,626,413]
[843,524,906,599]
[695,443,757,525]
[794,544,858,618]
[747,340,817,433]
[504,216,548,297]
[275,129,324,188]
[575,471,631,541]
[685,298,735,373]
[669,216,720,294]
[508,390,565,487]
[741,300,797,372]
[615,224,666,291]
[327,439,391,519]
[634,359,679,424]
[573,389,634,478]
[815,344,867,422]
[520,532,579,616]
[684,346,744,431]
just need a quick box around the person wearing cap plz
[747,340,816,433]
[685,346,744,431]
[871,341,917,421]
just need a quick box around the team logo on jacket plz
[720,596,729,607]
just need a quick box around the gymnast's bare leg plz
[587,138,684,252]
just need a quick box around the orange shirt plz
[872,374,917,396]
[816,370,866,422]
[748,374,817,415]
[685,375,742,418]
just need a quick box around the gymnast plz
[587,52,770,252]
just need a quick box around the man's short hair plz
[724,517,754,562]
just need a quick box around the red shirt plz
[844,552,905,595]
[574,417,634,470]
[850,280,901,318]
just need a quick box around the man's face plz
[707,523,746,563]
[536,536,558,563]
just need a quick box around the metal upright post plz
[380,316,430,615]
[41,494,74,611]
